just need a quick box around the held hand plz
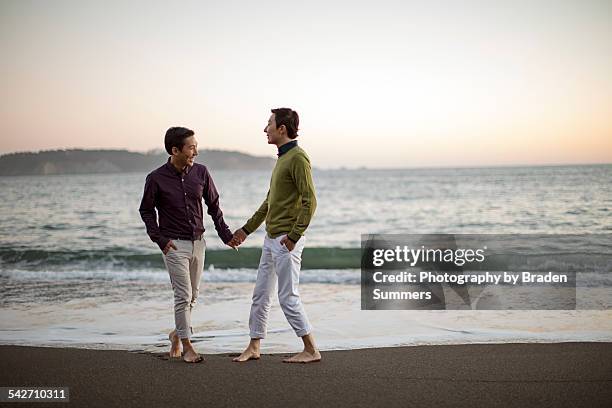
[280,235,295,252]
[226,236,239,249]
[229,229,247,247]
[163,240,177,255]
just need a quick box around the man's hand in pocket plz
[280,235,296,252]
[163,240,178,255]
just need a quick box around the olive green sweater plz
[242,146,317,242]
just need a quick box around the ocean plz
[1,164,611,353]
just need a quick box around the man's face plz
[264,113,282,145]
[173,135,198,165]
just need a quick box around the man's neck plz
[170,156,187,173]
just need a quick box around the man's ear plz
[171,146,178,155]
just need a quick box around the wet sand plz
[1,343,611,407]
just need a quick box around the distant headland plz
[0,149,276,176]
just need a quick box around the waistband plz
[266,232,287,239]
[169,234,203,241]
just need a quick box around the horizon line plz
[0,147,610,172]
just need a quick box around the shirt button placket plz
[182,175,195,238]
[182,175,189,221]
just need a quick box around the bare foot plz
[183,348,203,363]
[232,348,260,362]
[168,330,181,358]
[282,350,321,363]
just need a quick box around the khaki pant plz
[161,238,206,339]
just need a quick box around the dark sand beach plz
[1,342,611,407]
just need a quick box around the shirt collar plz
[165,157,192,175]
[277,140,298,157]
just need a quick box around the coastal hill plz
[0,149,275,176]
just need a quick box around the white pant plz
[161,238,206,339]
[249,234,312,338]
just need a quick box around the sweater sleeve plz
[287,154,317,242]
[242,190,269,234]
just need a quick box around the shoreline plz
[3,280,611,354]
[1,342,611,407]
[2,337,612,354]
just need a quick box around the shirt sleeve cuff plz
[287,232,301,243]
[221,229,233,244]
[241,226,252,235]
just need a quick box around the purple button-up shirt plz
[139,157,233,250]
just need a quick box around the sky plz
[1,0,611,168]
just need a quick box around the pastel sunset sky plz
[1,0,610,168]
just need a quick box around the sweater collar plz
[277,140,298,157]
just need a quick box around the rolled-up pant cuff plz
[249,331,266,339]
[295,327,312,337]
[177,326,193,340]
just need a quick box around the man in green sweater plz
[230,108,321,363]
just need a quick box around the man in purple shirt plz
[139,127,235,363]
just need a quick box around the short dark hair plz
[271,108,299,139]
[164,127,194,155]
